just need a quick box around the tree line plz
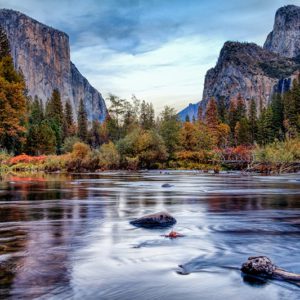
[0,24,299,170]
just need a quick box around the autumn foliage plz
[9,154,46,165]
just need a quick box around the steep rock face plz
[201,41,299,110]
[264,5,300,58]
[178,5,300,119]
[0,9,107,122]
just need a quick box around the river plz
[0,171,300,299]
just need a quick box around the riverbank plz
[1,138,299,175]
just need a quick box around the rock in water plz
[241,256,275,277]
[241,256,300,282]
[162,183,173,188]
[130,212,176,228]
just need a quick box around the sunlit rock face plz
[201,41,300,111]
[264,5,300,58]
[179,5,300,118]
[0,9,107,122]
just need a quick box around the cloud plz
[0,0,299,112]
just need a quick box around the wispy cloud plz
[0,0,298,111]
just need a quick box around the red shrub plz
[9,154,46,165]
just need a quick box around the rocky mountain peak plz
[264,5,300,58]
[0,9,107,122]
[179,5,300,121]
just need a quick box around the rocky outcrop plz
[264,5,300,58]
[0,9,107,122]
[201,42,300,110]
[178,5,300,118]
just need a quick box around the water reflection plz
[0,172,299,299]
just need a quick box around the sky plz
[0,0,299,113]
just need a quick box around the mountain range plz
[179,5,300,121]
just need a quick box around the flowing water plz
[0,171,300,299]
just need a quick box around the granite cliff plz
[179,5,300,121]
[0,9,107,122]
[264,5,300,58]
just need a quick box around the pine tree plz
[0,26,10,58]
[235,117,250,145]
[249,99,258,144]
[46,89,64,126]
[205,98,219,130]
[88,120,101,148]
[26,122,56,155]
[63,99,75,138]
[270,93,284,139]
[29,96,44,125]
[228,100,237,132]
[257,107,275,145]
[0,27,27,153]
[77,98,88,142]
[236,94,246,121]
[217,96,227,123]
[45,89,64,153]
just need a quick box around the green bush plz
[99,142,120,169]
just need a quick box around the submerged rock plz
[162,183,173,188]
[130,212,176,228]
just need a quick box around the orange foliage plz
[222,146,253,161]
[9,153,46,165]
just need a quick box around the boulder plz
[162,183,173,188]
[130,212,176,228]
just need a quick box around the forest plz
[0,27,299,173]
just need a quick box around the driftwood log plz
[241,256,300,281]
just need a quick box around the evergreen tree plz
[88,120,101,148]
[185,114,190,122]
[205,98,219,130]
[0,26,10,58]
[77,98,88,142]
[236,94,246,121]
[217,96,227,123]
[249,99,258,144]
[271,93,284,139]
[283,78,300,132]
[29,96,44,125]
[63,99,75,138]
[228,100,237,133]
[235,117,251,145]
[45,89,64,153]
[26,122,56,155]
[257,107,275,145]
[0,27,27,153]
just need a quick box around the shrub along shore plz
[1,138,299,174]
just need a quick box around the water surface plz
[0,171,300,299]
